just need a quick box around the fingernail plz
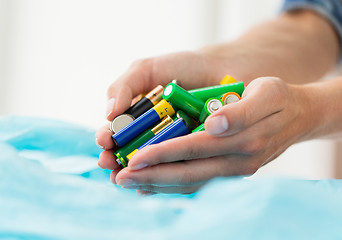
[118,179,137,188]
[95,138,104,149]
[130,163,148,171]
[106,98,116,117]
[206,115,228,135]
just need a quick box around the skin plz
[95,10,341,194]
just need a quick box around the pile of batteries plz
[111,75,245,167]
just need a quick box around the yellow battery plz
[127,149,138,161]
[220,75,237,85]
[153,99,175,119]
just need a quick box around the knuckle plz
[265,77,289,106]
[183,146,202,160]
[140,146,162,165]
[225,103,251,133]
[141,173,154,185]
[153,145,170,164]
[139,184,157,192]
[180,169,196,184]
[107,83,117,97]
[241,161,260,175]
[241,137,266,155]
[217,158,259,177]
[216,164,231,177]
[238,104,252,128]
[256,77,285,92]
[130,58,153,70]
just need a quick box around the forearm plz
[200,10,339,85]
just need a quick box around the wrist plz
[295,79,342,141]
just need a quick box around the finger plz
[95,123,114,150]
[98,150,120,170]
[127,104,293,170]
[205,77,288,136]
[131,94,145,106]
[118,155,254,187]
[106,52,222,121]
[106,59,155,120]
[127,132,232,170]
[136,190,157,196]
[106,58,176,121]
[110,168,122,184]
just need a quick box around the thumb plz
[204,77,288,136]
[106,59,156,121]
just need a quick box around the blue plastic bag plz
[0,116,342,240]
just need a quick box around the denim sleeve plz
[282,0,342,60]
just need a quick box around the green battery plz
[176,110,199,130]
[163,82,204,119]
[188,82,245,102]
[199,97,224,123]
[192,123,205,132]
[114,115,174,167]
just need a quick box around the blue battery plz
[137,118,190,150]
[112,99,175,148]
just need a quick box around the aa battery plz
[162,82,204,119]
[112,99,175,148]
[127,118,191,161]
[171,79,182,87]
[132,93,146,102]
[188,81,245,102]
[110,85,164,133]
[220,75,238,85]
[114,116,173,167]
[176,110,198,130]
[199,97,224,123]
[221,92,241,105]
[110,114,135,134]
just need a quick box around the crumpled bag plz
[0,116,341,240]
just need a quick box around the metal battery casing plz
[221,92,241,105]
[199,97,224,123]
[110,114,135,133]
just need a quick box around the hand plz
[104,51,234,121]
[95,50,237,188]
[95,9,340,194]
[98,76,315,194]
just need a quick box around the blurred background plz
[0,0,341,179]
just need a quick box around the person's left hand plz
[100,77,315,194]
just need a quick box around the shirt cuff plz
[282,0,342,62]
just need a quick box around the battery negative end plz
[110,114,135,133]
